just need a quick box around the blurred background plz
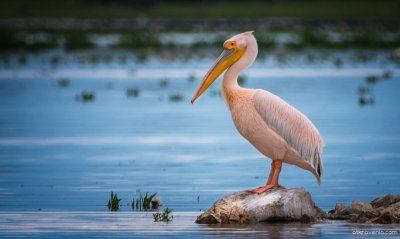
[0,0,399,238]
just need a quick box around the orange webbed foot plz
[247,184,282,194]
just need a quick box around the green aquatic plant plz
[357,86,372,95]
[127,87,140,97]
[108,192,122,211]
[382,70,392,79]
[365,75,379,84]
[132,192,158,211]
[63,31,94,51]
[187,74,196,83]
[359,96,375,106]
[357,69,392,107]
[255,33,276,50]
[153,208,173,222]
[333,58,342,68]
[160,79,169,88]
[58,78,70,87]
[169,93,184,102]
[76,91,95,102]
[0,30,57,52]
[50,55,60,66]
[115,31,160,49]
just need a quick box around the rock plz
[343,200,373,215]
[327,194,400,224]
[197,189,399,225]
[368,202,400,224]
[151,195,162,209]
[196,188,324,224]
[371,194,400,209]
[334,203,345,212]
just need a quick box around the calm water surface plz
[0,48,399,238]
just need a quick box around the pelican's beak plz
[191,46,245,104]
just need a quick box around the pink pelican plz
[191,31,324,193]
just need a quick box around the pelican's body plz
[191,32,324,193]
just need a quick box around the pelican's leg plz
[266,160,276,185]
[248,160,283,194]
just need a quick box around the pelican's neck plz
[222,38,258,92]
[222,67,240,91]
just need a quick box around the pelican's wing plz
[253,89,324,177]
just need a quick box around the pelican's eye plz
[228,41,235,49]
[223,40,237,49]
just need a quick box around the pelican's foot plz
[247,184,282,194]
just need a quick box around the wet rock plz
[196,188,324,224]
[151,195,162,209]
[327,194,400,224]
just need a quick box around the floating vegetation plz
[359,96,375,106]
[357,86,372,95]
[115,31,160,49]
[382,70,392,79]
[135,51,149,63]
[58,78,70,87]
[50,55,60,66]
[1,28,400,54]
[238,75,247,86]
[127,87,140,97]
[286,30,400,50]
[76,91,95,102]
[254,33,275,49]
[358,83,375,107]
[187,74,196,83]
[63,31,94,51]
[107,192,121,211]
[159,79,169,88]
[357,69,393,107]
[169,93,184,102]
[153,208,173,222]
[0,30,57,52]
[365,75,379,84]
[333,58,342,68]
[353,52,372,63]
[132,192,159,211]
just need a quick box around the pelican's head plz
[191,31,257,104]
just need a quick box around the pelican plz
[191,31,324,193]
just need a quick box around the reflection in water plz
[357,70,393,106]
[1,212,398,238]
[204,222,317,238]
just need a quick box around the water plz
[0,48,399,238]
